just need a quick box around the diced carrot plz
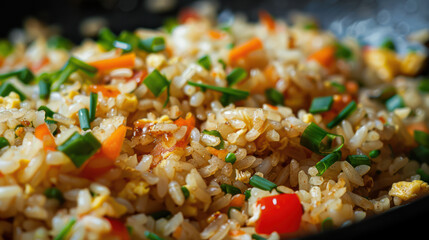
[407,122,429,137]
[79,151,114,179]
[172,226,182,239]
[174,113,196,148]
[259,10,276,32]
[229,194,245,208]
[322,94,352,123]
[127,70,147,85]
[229,229,246,236]
[206,147,228,160]
[308,46,336,69]
[106,218,130,240]
[35,123,56,150]
[346,81,359,95]
[208,30,226,40]
[266,104,278,111]
[90,53,135,72]
[101,125,127,161]
[178,8,201,24]
[89,84,121,98]
[229,37,264,63]
[30,56,50,73]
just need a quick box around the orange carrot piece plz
[89,84,121,98]
[174,113,196,148]
[30,57,50,73]
[101,125,127,161]
[259,10,276,31]
[229,37,264,63]
[346,81,359,95]
[308,46,336,68]
[407,122,429,137]
[90,53,135,72]
[172,226,182,239]
[208,30,226,40]
[229,229,246,237]
[35,123,56,150]
[229,194,245,208]
[206,147,228,160]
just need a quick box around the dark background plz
[2,0,429,239]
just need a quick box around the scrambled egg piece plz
[146,53,166,69]
[0,92,21,109]
[364,49,400,82]
[400,52,425,76]
[120,93,138,112]
[118,180,150,200]
[91,195,127,218]
[389,180,429,201]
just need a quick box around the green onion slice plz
[50,63,77,91]
[57,132,101,168]
[69,57,98,77]
[417,168,429,183]
[330,82,346,93]
[385,94,405,112]
[113,40,133,52]
[181,186,190,199]
[249,175,277,191]
[150,210,171,220]
[225,152,236,164]
[144,231,164,240]
[300,122,344,155]
[316,151,342,176]
[187,81,249,106]
[252,234,267,240]
[220,183,241,195]
[138,37,166,53]
[309,96,334,114]
[265,88,284,106]
[78,108,90,131]
[414,130,429,148]
[163,18,179,34]
[0,82,26,100]
[244,189,251,201]
[197,55,211,70]
[346,154,371,167]
[97,28,116,51]
[202,129,225,150]
[218,59,227,70]
[0,137,10,149]
[44,187,65,204]
[418,78,429,92]
[38,73,51,99]
[143,69,170,97]
[0,67,34,84]
[53,218,77,240]
[380,38,396,51]
[117,31,140,51]
[227,67,247,86]
[369,149,381,158]
[411,145,429,163]
[369,86,396,102]
[47,36,73,50]
[327,100,357,129]
[335,42,353,60]
[89,92,98,122]
[0,39,13,57]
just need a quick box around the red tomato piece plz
[255,193,303,235]
[106,218,130,240]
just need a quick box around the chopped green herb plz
[309,96,334,114]
[97,28,116,51]
[68,57,98,77]
[346,154,371,167]
[50,63,77,91]
[53,218,76,240]
[89,92,98,122]
[38,105,55,120]
[335,42,353,60]
[113,40,133,52]
[187,81,249,106]
[300,122,344,155]
[38,73,51,99]
[249,175,277,191]
[143,69,170,97]
[197,55,211,70]
[414,130,429,148]
[418,78,429,92]
[330,82,346,93]
[181,186,190,199]
[0,67,34,84]
[0,82,26,100]
[78,108,90,131]
[117,31,140,51]
[369,149,381,158]
[417,168,429,182]
[385,94,405,112]
[0,39,13,57]
[303,23,318,30]
[244,189,251,200]
[57,132,101,168]
[411,145,429,163]
[202,129,225,150]
[321,217,334,231]
[0,137,10,149]
[138,37,166,53]
[163,18,179,34]
[47,36,73,50]
[380,38,396,51]
[227,67,247,86]
[225,152,236,164]
[144,231,164,240]
[327,100,357,129]
[150,210,171,220]
[252,233,267,240]
[126,225,133,235]
[44,187,65,204]
[220,183,241,195]
[265,88,284,106]
[218,59,227,70]
[316,151,342,176]
[369,86,397,102]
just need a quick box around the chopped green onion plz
[97,28,116,51]
[44,187,65,204]
[78,108,90,131]
[139,37,166,53]
[0,67,34,84]
[244,189,251,200]
[330,82,346,93]
[0,82,26,100]
[316,151,342,176]
[202,129,225,150]
[163,18,179,34]
[249,175,277,191]
[150,210,171,220]
[335,42,353,60]
[309,96,334,114]
[218,59,227,70]
[0,137,10,149]
[369,149,381,158]
[220,183,241,195]
[227,67,247,86]
[225,152,236,164]
[227,206,241,218]
[89,92,98,122]
[346,154,371,167]
[380,38,396,51]
[47,36,73,50]
[143,69,170,97]
[327,100,357,129]
[144,231,164,240]
[417,168,429,182]
[38,106,55,119]
[38,73,51,99]
[414,130,429,148]
[418,78,429,92]
[50,63,77,91]
[411,145,429,163]
[227,43,235,49]
[197,55,211,70]
[69,57,98,77]
[303,23,318,30]
[300,122,344,155]
[113,40,133,52]
[265,88,284,106]
[126,225,133,235]
[369,86,397,102]
[187,81,249,106]
[53,218,77,240]
[251,233,267,240]
[385,94,405,112]
[117,31,140,51]
[321,217,334,231]
[0,39,13,57]
[57,132,101,168]
[181,186,190,199]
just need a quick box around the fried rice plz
[0,6,429,240]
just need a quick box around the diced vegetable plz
[89,85,121,98]
[68,57,98,77]
[385,94,405,112]
[411,145,429,163]
[97,28,117,51]
[229,37,263,63]
[249,175,277,191]
[252,234,267,240]
[50,63,77,91]
[143,69,170,97]
[144,231,164,240]
[187,81,249,106]
[35,123,56,150]
[197,55,211,70]
[334,42,353,60]
[220,183,241,195]
[202,129,225,150]
[315,151,342,175]
[101,125,127,161]
[225,152,236,164]
[227,67,247,86]
[0,82,26,100]
[53,218,76,240]
[414,130,429,148]
[57,132,101,168]
[300,122,344,155]
[416,168,429,183]
[406,122,429,138]
[106,218,131,240]
[138,37,166,53]
[255,193,303,234]
[418,78,429,92]
[150,210,172,220]
[0,39,13,57]
[326,100,357,129]
[38,105,56,124]
[89,53,135,72]
[38,73,51,99]
[163,18,179,34]
[259,10,276,31]
[78,108,90,131]
[308,46,336,68]
[346,154,371,167]
[330,82,346,93]
[0,67,34,84]
[44,187,65,204]
[369,86,396,102]
[309,96,334,114]
[89,92,98,122]
[369,150,381,158]
[0,137,10,149]
[380,38,396,51]
[181,186,190,199]
[265,88,284,106]
[229,194,245,208]
[47,36,73,50]
[244,190,251,200]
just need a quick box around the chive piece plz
[417,168,429,182]
[265,88,284,106]
[163,18,179,34]
[300,122,344,155]
[97,28,116,51]
[38,106,55,119]
[252,233,267,240]
[346,154,371,167]
[0,39,13,57]
[411,145,429,163]
[0,82,26,100]
[78,108,90,131]
[181,186,190,199]
[335,42,353,60]
[143,69,170,97]
[330,82,346,93]
[225,152,236,164]
[309,96,334,114]
[138,37,166,53]
[150,210,171,220]
[69,57,98,77]
[51,63,77,91]
[197,55,211,70]
[369,149,381,158]
[144,231,164,240]
[44,187,65,204]
[227,68,247,86]
[220,183,241,195]
[249,175,277,191]
[218,59,227,70]
[53,218,77,240]
[385,94,405,112]
[202,129,225,150]
[113,40,133,52]
[117,31,140,51]
[316,151,342,176]
[227,206,241,218]
[57,132,101,168]
[0,68,34,84]
[187,81,249,106]
[380,38,396,51]
[327,100,357,129]
[38,74,51,99]
[414,130,429,148]
[47,36,73,50]
[321,217,334,231]
[0,137,10,149]
[244,190,251,200]
[418,78,429,92]
[126,225,133,235]
[369,86,397,102]
[227,43,235,49]
[89,92,98,122]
